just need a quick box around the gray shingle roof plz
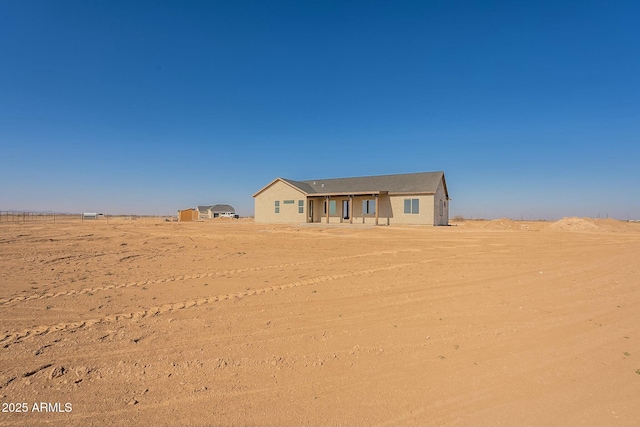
[283,171,446,196]
[198,204,235,213]
[210,204,235,213]
[279,178,318,194]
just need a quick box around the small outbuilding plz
[178,208,199,222]
[253,171,449,226]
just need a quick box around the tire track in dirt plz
[0,249,510,348]
[43,252,109,264]
[0,260,421,348]
[0,249,420,306]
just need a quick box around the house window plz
[275,201,280,214]
[362,199,376,215]
[323,200,337,215]
[404,198,419,214]
[284,200,295,204]
[298,200,304,214]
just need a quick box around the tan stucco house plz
[253,171,449,226]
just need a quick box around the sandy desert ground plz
[1,217,640,426]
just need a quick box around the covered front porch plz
[306,191,390,225]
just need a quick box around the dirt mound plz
[548,217,603,232]
[594,218,640,232]
[547,217,640,232]
[480,218,532,231]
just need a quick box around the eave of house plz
[387,191,436,196]
[306,190,389,197]
[252,178,309,198]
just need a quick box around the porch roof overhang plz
[307,190,389,197]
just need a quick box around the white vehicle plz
[220,212,239,219]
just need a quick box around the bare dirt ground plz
[1,217,640,426]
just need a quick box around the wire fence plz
[0,212,173,224]
[0,211,80,223]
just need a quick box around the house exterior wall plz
[310,198,339,223]
[433,179,449,226]
[306,195,391,225]
[324,196,350,224]
[254,180,307,223]
[305,197,321,223]
[377,195,393,225]
[257,191,444,225]
[387,194,435,225]
[307,192,446,226]
[349,195,390,225]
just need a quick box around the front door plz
[308,200,314,222]
[342,200,349,220]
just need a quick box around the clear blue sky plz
[1,0,638,219]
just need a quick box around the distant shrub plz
[452,215,465,222]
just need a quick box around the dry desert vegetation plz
[1,217,640,426]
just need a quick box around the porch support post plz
[326,196,330,224]
[375,194,379,226]
[349,195,353,224]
